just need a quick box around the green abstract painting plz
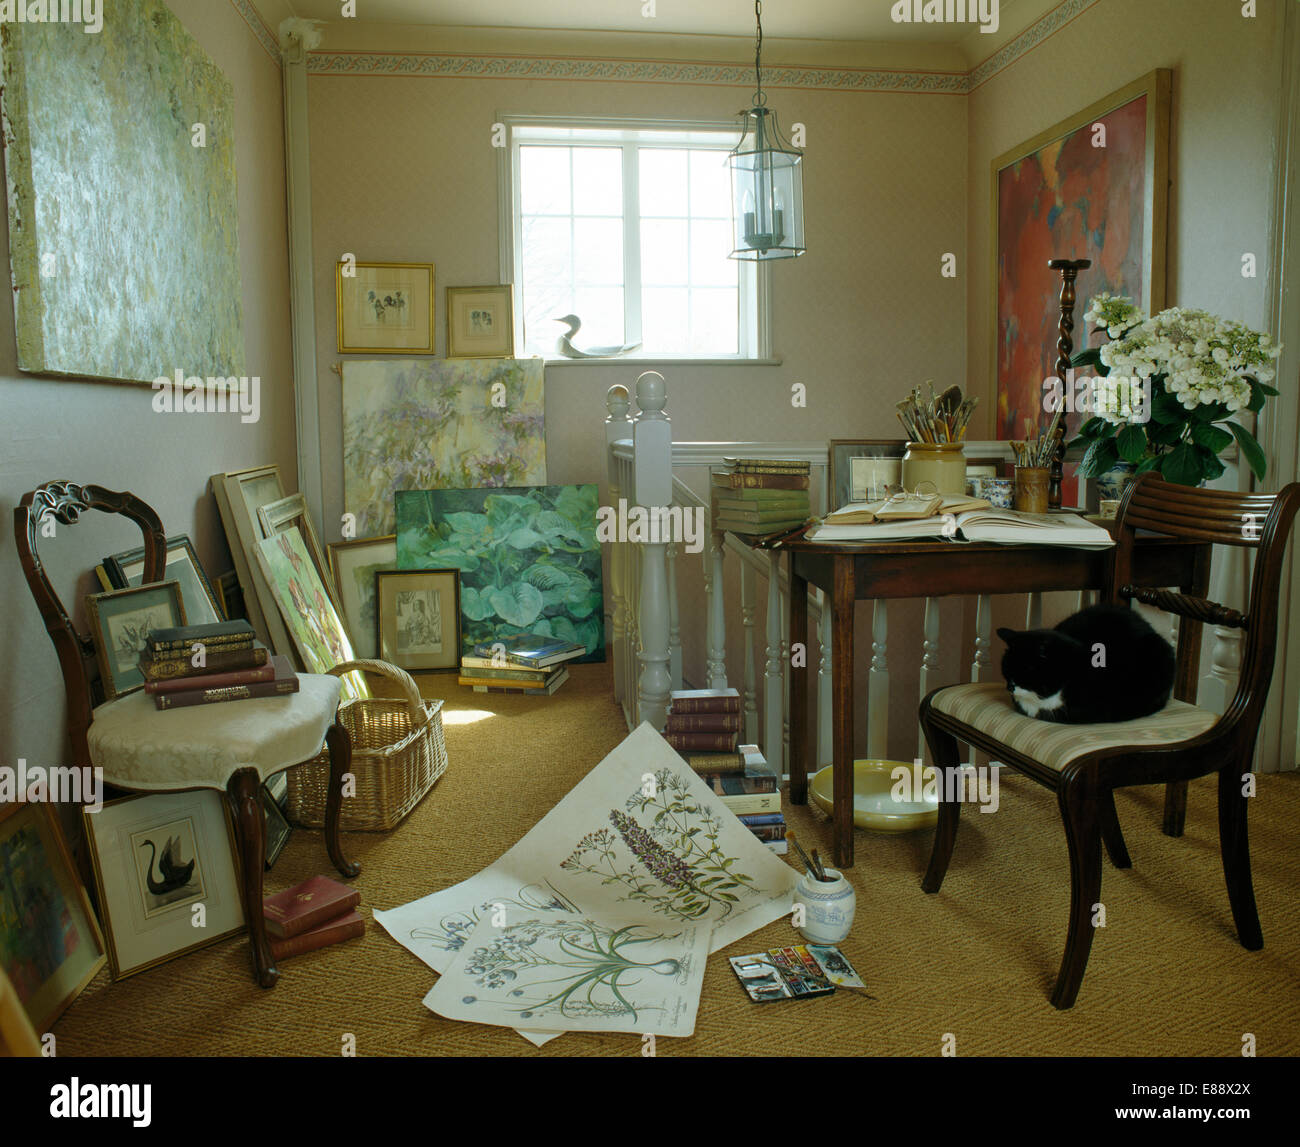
[343,358,546,539]
[395,486,605,662]
[1,0,245,382]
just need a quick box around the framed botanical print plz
[85,581,186,700]
[376,569,460,672]
[101,533,223,625]
[446,285,514,358]
[828,440,906,511]
[991,68,1171,443]
[257,493,339,610]
[83,790,244,980]
[0,798,106,1031]
[337,261,435,354]
[327,534,397,660]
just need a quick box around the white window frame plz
[496,114,775,364]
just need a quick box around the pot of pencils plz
[1014,466,1050,513]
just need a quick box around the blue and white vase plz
[1095,460,1137,503]
[793,869,856,944]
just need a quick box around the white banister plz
[707,527,728,688]
[741,561,759,743]
[666,542,682,690]
[780,587,790,775]
[1025,591,1043,629]
[764,551,783,763]
[868,600,889,758]
[632,372,672,732]
[968,593,993,766]
[604,385,632,708]
[816,597,832,770]
[917,596,941,761]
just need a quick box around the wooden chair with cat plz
[917,472,1300,1009]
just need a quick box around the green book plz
[714,495,810,513]
[715,506,811,523]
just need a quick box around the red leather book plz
[270,910,364,961]
[665,712,741,733]
[153,656,298,709]
[263,875,361,939]
[145,659,278,694]
[664,731,739,752]
[668,688,740,714]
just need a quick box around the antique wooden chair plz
[13,481,359,988]
[917,473,1300,1009]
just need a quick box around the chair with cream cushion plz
[917,474,1300,1009]
[14,481,359,989]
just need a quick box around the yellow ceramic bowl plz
[810,759,939,834]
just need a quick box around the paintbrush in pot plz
[810,848,830,882]
[785,830,818,879]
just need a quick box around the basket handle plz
[326,659,431,728]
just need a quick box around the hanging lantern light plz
[729,0,805,261]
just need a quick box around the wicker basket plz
[286,659,448,832]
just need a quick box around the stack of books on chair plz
[665,689,784,852]
[712,458,812,537]
[142,620,297,710]
[263,875,363,962]
[458,631,586,695]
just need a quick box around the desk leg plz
[789,561,809,805]
[832,556,855,869]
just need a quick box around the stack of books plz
[142,620,297,710]
[664,687,741,761]
[696,744,785,853]
[712,458,812,537]
[458,631,586,695]
[263,875,363,962]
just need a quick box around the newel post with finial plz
[605,384,633,706]
[633,372,672,732]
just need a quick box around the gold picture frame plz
[0,798,107,1033]
[257,493,340,610]
[83,791,245,981]
[327,534,397,661]
[337,260,435,354]
[446,284,514,358]
[84,580,187,700]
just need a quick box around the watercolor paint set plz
[729,944,864,1003]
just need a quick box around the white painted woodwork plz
[1025,592,1043,629]
[868,600,889,758]
[707,528,728,688]
[817,595,832,770]
[968,593,992,766]
[666,542,682,690]
[741,561,759,744]
[633,372,672,731]
[764,551,783,764]
[917,596,941,761]
[605,385,632,708]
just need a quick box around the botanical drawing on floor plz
[407,882,581,957]
[425,915,709,1036]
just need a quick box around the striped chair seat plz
[930,682,1219,772]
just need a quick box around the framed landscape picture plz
[327,535,397,660]
[376,569,461,671]
[0,798,106,1031]
[992,68,1171,443]
[83,790,244,980]
[395,485,604,662]
[337,261,435,354]
[446,285,514,358]
[101,533,223,626]
[84,580,186,700]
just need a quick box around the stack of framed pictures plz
[84,580,186,701]
[95,533,223,626]
[327,535,397,661]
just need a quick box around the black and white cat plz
[996,604,1175,724]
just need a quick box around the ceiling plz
[273,0,1027,43]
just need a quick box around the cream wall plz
[0,1,295,788]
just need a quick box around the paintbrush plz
[785,830,818,879]
[810,847,829,882]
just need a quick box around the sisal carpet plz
[52,663,1300,1057]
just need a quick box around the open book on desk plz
[808,508,1115,549]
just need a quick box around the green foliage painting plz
[395,486,605,662]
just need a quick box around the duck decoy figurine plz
[554,314,641,359]
[140,834,196,895]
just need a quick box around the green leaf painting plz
[342,358,546,538]
[395,485,605,662]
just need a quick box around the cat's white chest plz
[1012,686,1065,718]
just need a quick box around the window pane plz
[573,287,625,349]
[642,286,690,354]
[689,288,739,355]
[572,148,622,216]
[690,220,736,287]
[521,216,572,287]
[640,218,688,286]
[574,218,624,285]
[639,148,688,217]
[523,284,575,357]
[519,146,571,215]
[690,150,732,218]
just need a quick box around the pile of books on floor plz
[142,620,297,710]
[666,688,785,854]
[712,457,812,537]
[458,631,586,695]
[263,875,363,962]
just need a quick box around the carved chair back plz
[13,482,166,772]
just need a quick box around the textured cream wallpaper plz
[0,0,295,780]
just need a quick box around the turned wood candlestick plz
[1047,258,1091,510]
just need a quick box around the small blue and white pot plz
[1095,460,1137,503]
[793,869,857,944]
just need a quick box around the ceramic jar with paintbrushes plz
[786,830,856,944]
[898,382,976,497]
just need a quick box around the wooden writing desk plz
[776,528,1210,867]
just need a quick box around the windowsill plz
[539,356,783,367]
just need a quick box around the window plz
[501,117,766,361]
